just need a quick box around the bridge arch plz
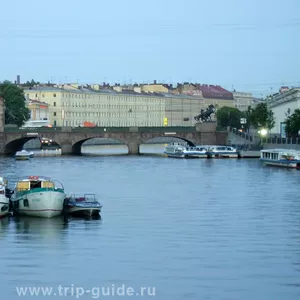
[143,136,196,146]
[4,137,39,154]
[4,136,62,155]
[71,137,128,155]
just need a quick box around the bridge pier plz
[127,141,140,155]
[60,143,73,155]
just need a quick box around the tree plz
[216,106,243,128]
[0,81,30,127]
[25,79,40,87]
[248,102,275,130]
[285,109,300,137]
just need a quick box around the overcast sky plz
[0,0,299,96]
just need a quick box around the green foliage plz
[0,80,30,127]
[216,106,244,128]
[24,79,40,87]
[285,109,300,137]
[247,102,275,130]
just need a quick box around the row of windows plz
[62,120,161,126]
[60,103,164,109]
[61,93,164,103]
[62,112,164,117]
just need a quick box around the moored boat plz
[10,175,66,218]
[0,177,10,218]
[164,142,208,158]
[206,145,239,158]
[15,150,34,160]
[260,149,300,169]
[63,194,102,217]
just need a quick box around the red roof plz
[196,84,233,100]
[83,121,96,127]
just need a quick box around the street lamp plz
[260,128,267,136]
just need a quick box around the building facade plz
[23,84,235,127]
[232,91,254,111]
[268,88,300,136]
[26,98,50,121]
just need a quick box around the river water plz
[0,154,300,300]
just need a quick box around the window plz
[53,102,56,106]
[53,93,56,97]
[53,112,56,116]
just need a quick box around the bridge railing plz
[261,137,300,145]
[3,126,198,133]
[228,127,254,142]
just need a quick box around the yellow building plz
[23,85,233,127]
[140,83,169,94]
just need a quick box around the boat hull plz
[186,153,207,158]
[0,195,10,218]
[12,189,65,218]
[164,152,186,158]
[15,155,30,160]
[261,159,300,169]
[66,206,101,217]
[206,152,239,158]
[164,152,207,158]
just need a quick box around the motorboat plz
[10,175,66,218]
[260,149,300,169]
[164,142,208,158]
[15,150,35,160]
[0,177,10,218]
[63,194,102,217]
[206,145,239,158]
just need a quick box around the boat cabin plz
[260,149,299,161]
[208,146,236,152]
[16,176,55,191]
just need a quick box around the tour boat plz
[10,175,66,218]
[15,150,35,160]
[0,177,10,218]
[63,194,102,217]
[164,142,208,158]
[206,145,239,158]
[260,149,300,169]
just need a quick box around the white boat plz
[63,194,102,217]
[260,149,300,169]
[10,175,66,218]
[164,142,208,158]
[15,150,35,160]
[0,177,10,218]
[206,145,239,158]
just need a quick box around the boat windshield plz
[69,194,97,202]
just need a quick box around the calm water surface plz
[0,155,300,300]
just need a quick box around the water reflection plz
[12,216,68,242]
[0,216,10,235]
[0,156,300,299]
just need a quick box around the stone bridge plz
[0,123,228,155]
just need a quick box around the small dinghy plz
[63,194,102,217]
[15,150,35,160]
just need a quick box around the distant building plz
[22,83,239,128]
[23,86,205,127]
[232,91,254,111]
[25,96,50,121]
[268,87,300,136]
